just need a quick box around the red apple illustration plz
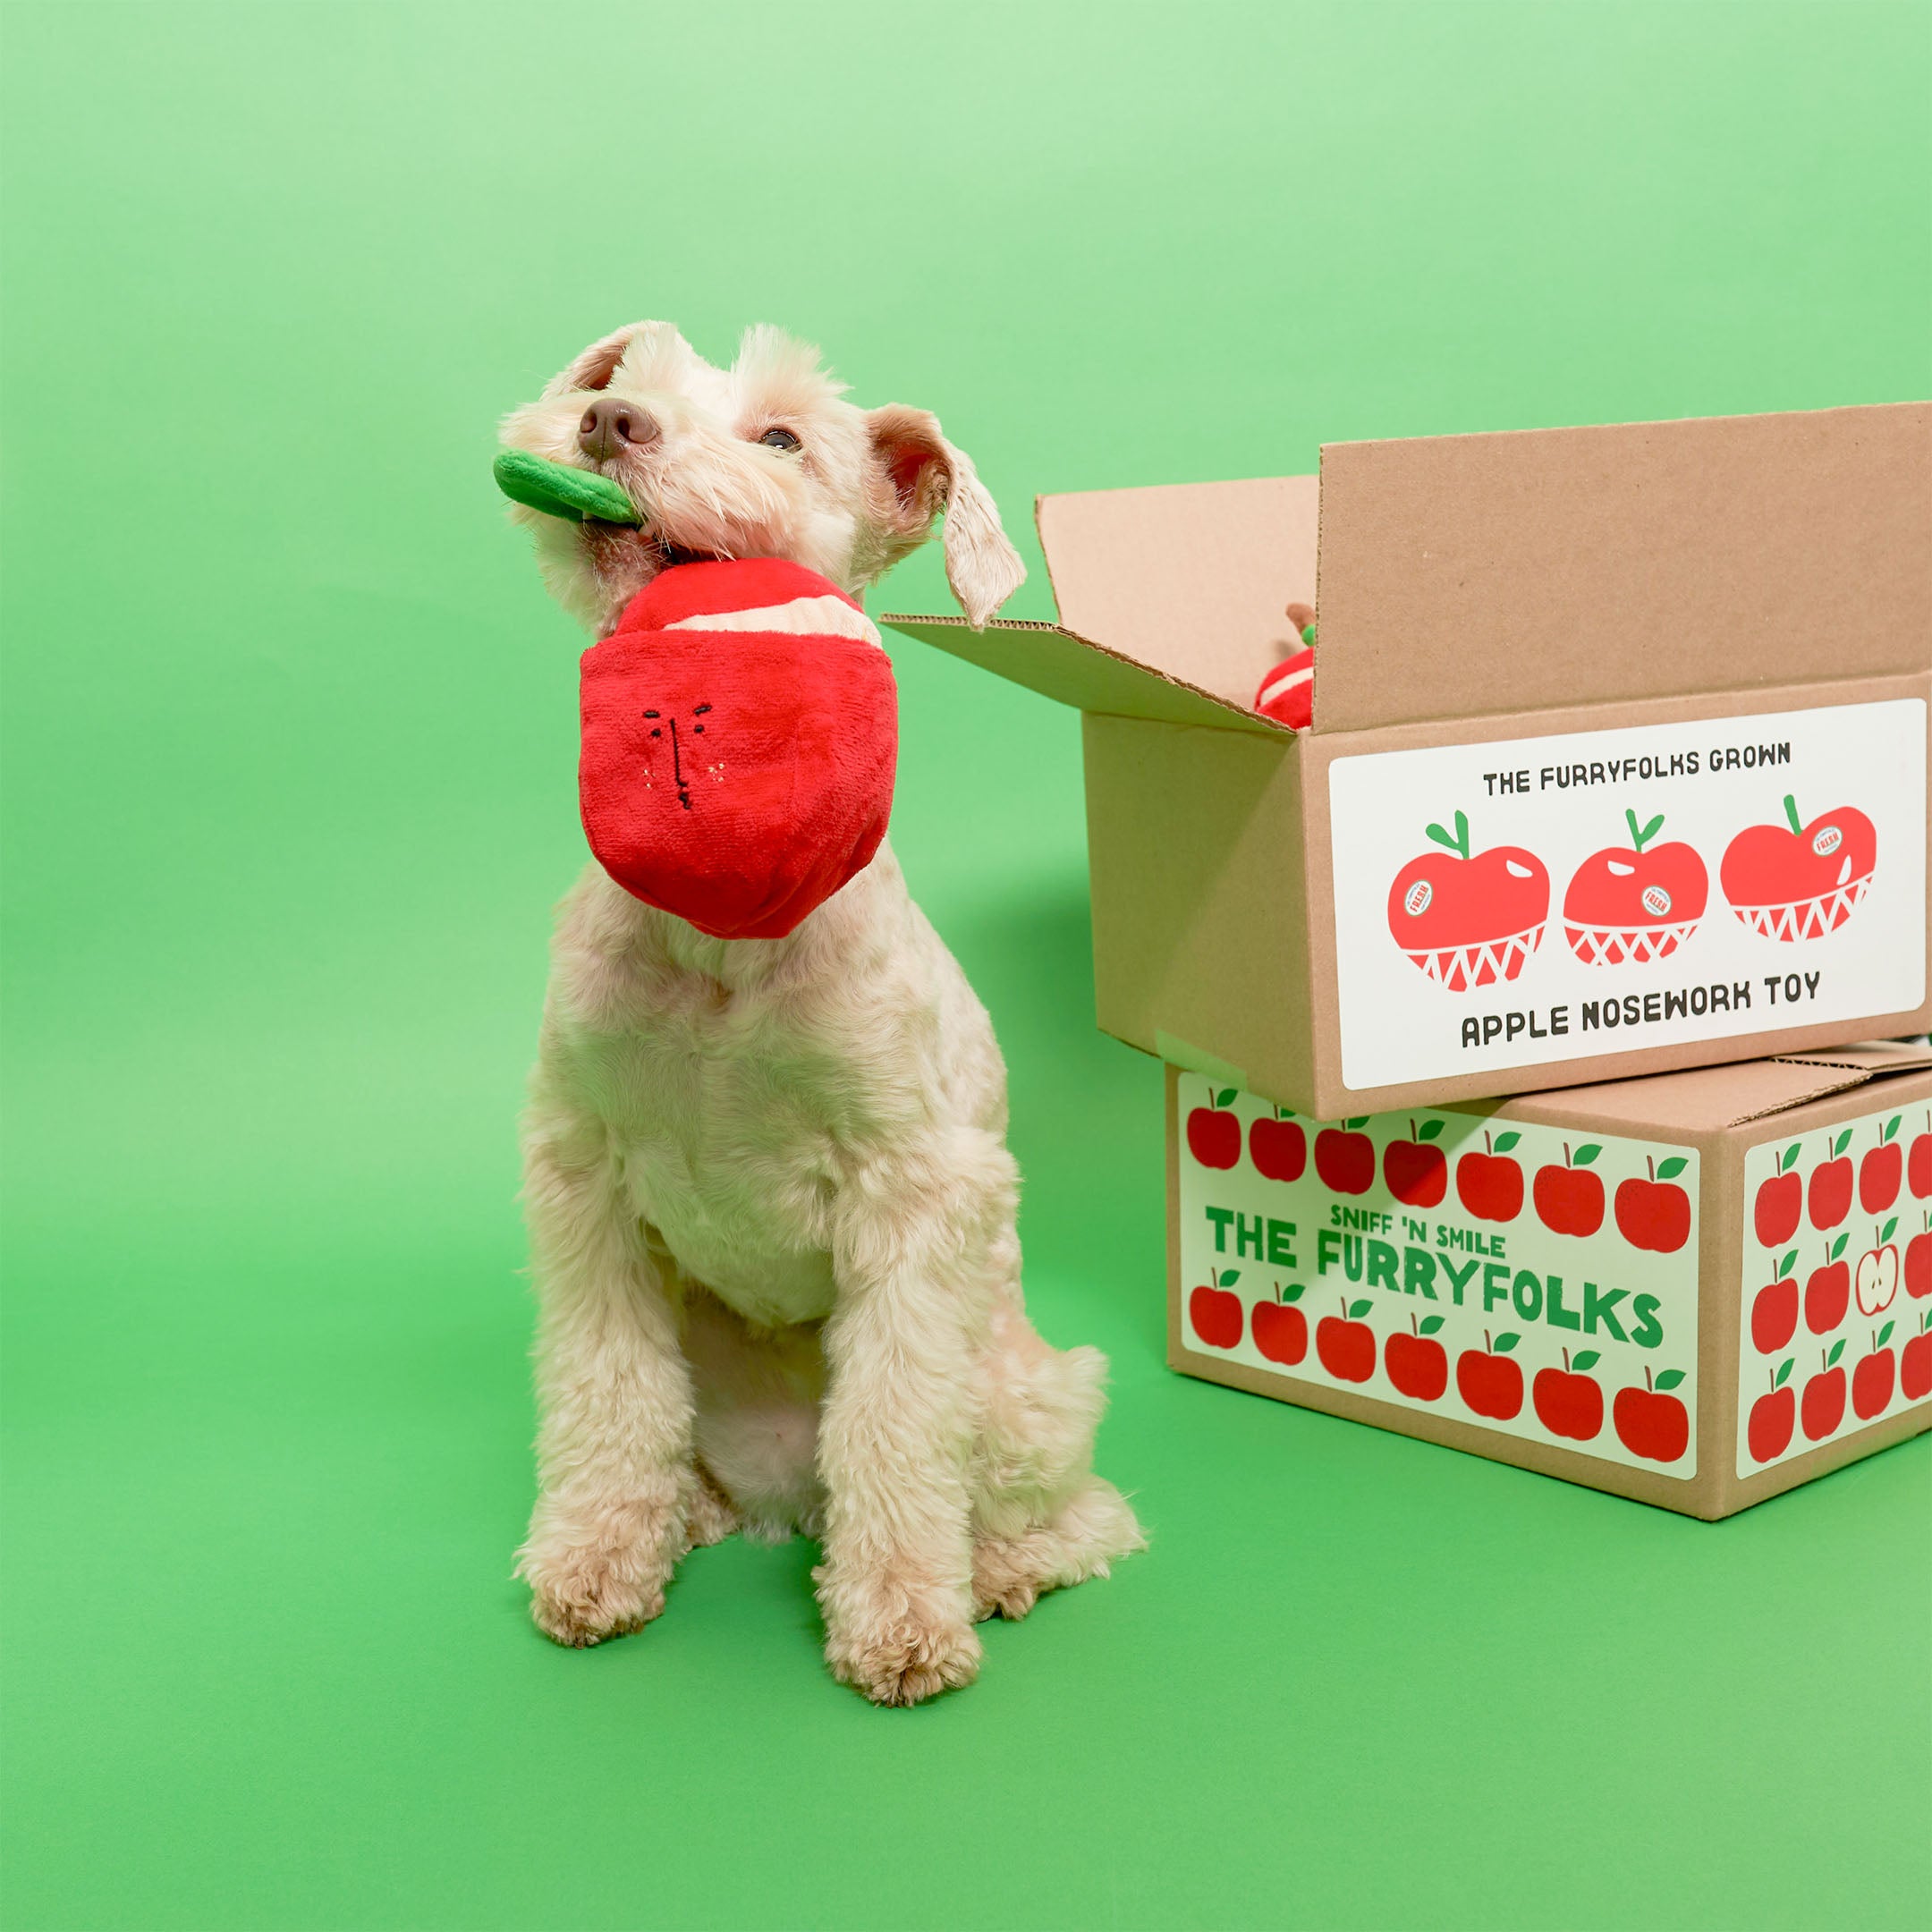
[1186,1089,1242,1170]
[1386,807,1549,992]
[1250,1281,1308,1366]
[1910,1112,1932,1199]
[1316,1297,1377,1383]
[1751,1248,1801,1354]
[1614,1154,1692,1253]
[1721,792,1877,941]
[1852,1322,1896,1419]
[1315,1119,1375,1195]
[1456,1330,1524,1419]
[1249,1106,1306,1183]
[1456,1129,1524,1223]
[1563,809,1708,965]
[1533,1348,1604,1441]
[1385,1313,1449,1401]
[1855,1218,1900,1316]
[1748,1360,1796,1463]
[1907,1213,1932,1300]
[1859,1115,1903,1214]
[1190,1267,1243,1350]
[1801,1339,1847,1440]
[1809,1128,1854,1229]
[1754,1144,1804,1247]
[1805,1233,1852,1334]
[1533,1141,1605,1236]
[1384,1118,1447,1208]
[1902,1311,1932,1402]
[1613,1364,1690,1463]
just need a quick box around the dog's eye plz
[757,427,801,452]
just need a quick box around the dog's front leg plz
[514,1112,695,1647]
[816,1146,995,1705]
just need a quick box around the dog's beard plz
[580,521,723,638]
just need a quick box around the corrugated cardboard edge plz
[1773,1040,1932,1076]
[878,614,1289,739]
[1163,1062,1932,1520]
[1035,476,1321,707]
[1724,1056,1930,1124]
[1499,1043,1932,1138]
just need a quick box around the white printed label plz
[1735,1097,1932,1477]
[1176,1075,1699,1478]
[1327,699,1926,1089]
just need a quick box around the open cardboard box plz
[1166,1041,1932,1518]
[886,403,1931,1120]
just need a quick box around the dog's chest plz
[598,984,854,1325]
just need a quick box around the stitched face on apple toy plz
[494,323,1142,1706]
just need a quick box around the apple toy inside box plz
[1169,1043,1932,1517]
[886,402,1930,1121]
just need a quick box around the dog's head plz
[500,321,1025,637]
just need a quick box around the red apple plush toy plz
[579,558,897,939]
[1563,809,1707,965]
[1721,792,1876,942]
[1252,602,1317,730]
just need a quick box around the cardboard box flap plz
[880,615,1289,737]
[1508,1039,1932,1135]
[1033,475,1321,708]
[1775,1040,1932,1078]
[1314,402,1932,733]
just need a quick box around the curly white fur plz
[502,325,1140,1704]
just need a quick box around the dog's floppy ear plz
[543,323,644,399]
[863,405,1025,628]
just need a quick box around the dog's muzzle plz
[578,558,898,940]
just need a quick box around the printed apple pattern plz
[1564,809,1708,966]
[1385,791,1879,994]
[1177,1077,1699,1476]
[1735,1099,1932,1478]
[1721,794,1876,943]
[1387,809,1549,991]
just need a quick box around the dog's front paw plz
[818,1570,982,1706]
[515,1487,681,1648]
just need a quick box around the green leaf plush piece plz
[493,448,641,524]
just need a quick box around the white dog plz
[499,322,1141,1704]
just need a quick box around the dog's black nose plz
[577,396,660,462]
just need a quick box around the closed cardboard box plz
[1165,1043,1932,1518]
[887,403,1931,1119]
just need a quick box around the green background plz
[4,3,1928,1927]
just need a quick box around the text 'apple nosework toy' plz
[496,453,896,939]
